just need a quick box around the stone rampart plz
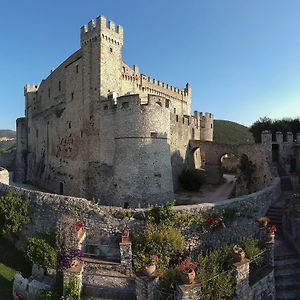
[0,150,15,171]
[0,175,280,252]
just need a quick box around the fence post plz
[176,282,201,300]
[119,240,132,275]
[135,275,159,300]
[233,259,250,299]
[265,242,275,268]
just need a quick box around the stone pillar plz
[265,242,275,268]
[135,275,159,300]
[296,133,300,143]
[176,282,201,300]
[119,241,132,275]
[286,132,294,144]
[233,259,250,299]
[63,261,84,296]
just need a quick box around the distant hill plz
[213,120,255,145]
[0,130,16,152]
[0,130,16,139]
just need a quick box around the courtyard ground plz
[175,174,236,205]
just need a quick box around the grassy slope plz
[213,120,255,145]
[0,236,31,299]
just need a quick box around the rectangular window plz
[71,92,74,100]
[48,88,50,98]
[76,65,79,73]
[59,81,61,91]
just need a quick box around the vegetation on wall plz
[237,154,256,192]
[0,189,30,235]
[250,117,300,143]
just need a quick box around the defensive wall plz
[0,167,280,254]
[0,150,15,171]
[188,140,273,195]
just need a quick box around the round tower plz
[110,94,174,207]
[200,112,214,141]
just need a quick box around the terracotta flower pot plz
[143,264,156,276]
[70,258,79,269]
[232,250,245,263]
[180,269,196,284]
[265,232,275,243]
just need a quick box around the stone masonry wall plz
[0,168,281,253]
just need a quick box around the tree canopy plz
[250,117,300,143]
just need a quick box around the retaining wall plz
[0,169,281,253]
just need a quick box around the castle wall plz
[0,150,15,171]
[18,15,214,206]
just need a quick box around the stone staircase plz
[266,192,300,300]
[266,206,283,234]
[274,236,300,300]
[82,259,136,300]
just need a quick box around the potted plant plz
[142,255,159,276]
[232,245,245,263]
[265,225,276,243]
[176,257,198,284]
[257,216,270,228]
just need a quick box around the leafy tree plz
[237,154,256,191]
[146,202,178,227]
[0,189,30,234]
[250,116,300,143]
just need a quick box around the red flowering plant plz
[266,225,277,234]
[176,257,198,274]
[75,222,84,232]
[206,214,223,229]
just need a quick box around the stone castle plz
[15,15,213,207]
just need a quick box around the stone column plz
[176,282,201,300]
[63,261,84,296]
[135,275,159,300]
[265,242,275,268]
[233,259,250,300]
[119,241,132,275]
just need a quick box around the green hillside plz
[213,120,254,145]
[0,130,16,139]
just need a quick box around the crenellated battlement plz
[80,15,123,46]
[262,131,300,144]
[24,84,39,95]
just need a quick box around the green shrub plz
[158,268,179,291]
[146,202,178,227]
[196,247,234,300]
[241,236,265,270]
[61,276,80,300]
[25,234,57,269]
[179,169,204,191]
[0,189,30,234]
[132,224,185,272]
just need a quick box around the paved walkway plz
[175,174,236,205]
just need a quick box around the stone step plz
[274,258,300,269]
[275,277,300,289]
[82,269,136,300]
[276,288,300,300]
[275,267,300,277]
[83,258,123,273]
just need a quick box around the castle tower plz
[80,16,124,101]
[200,112,214,141]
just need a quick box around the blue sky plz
[0,0,299,129]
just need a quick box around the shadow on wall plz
[171,150,184,192]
